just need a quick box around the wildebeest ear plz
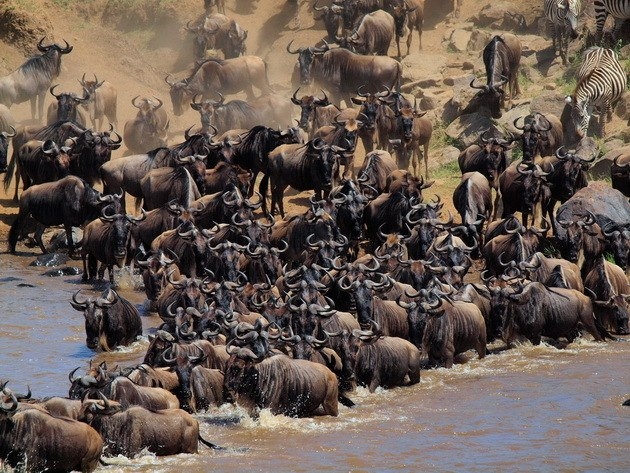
[350,97,363,105]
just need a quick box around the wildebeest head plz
[99,210,144,268]
[144,329,176,367]
[350,85,380,132]
[313,1,345,40]
[292,88,330,131]
[397,290,436,348]
[514,113,553,162]
[49,84,90,123]
[161,341,205,412]
[225,20,248,58]
[41,139,72,179]
[165,76,190,116]
[330,179,369,241]
[308,138,342,191]
[36,38,73,73]
[70,289,119,351]
[287,41,329,86]
[391,2,416,39]
[136,249,179,307]
[602,225,630,270]
[338,272,391,327]
[515,162,551,212]
[464,78,506,119]
[550,147,594,201]
[555,212,599,263]
[593,293,630,335]
[0,126,16,173]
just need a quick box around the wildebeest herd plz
[2,0,630,470]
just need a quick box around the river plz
[1,252,629,472]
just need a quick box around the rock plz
[420,93,440,111]
[529,92,568,119]
[441,146,462,165]
[471,4,543,32]
[462,61,475,70]
[497,103,533,135]
[445,113,504,148]
[449,29,472,52]
[614,92,630,121]
[29,254,70,267]
[471,5,505,29]
[401,53,446,85]
[42,267,82,277]
[47,228,83,253]
[466,30,492,53]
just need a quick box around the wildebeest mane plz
[19,50,62,83]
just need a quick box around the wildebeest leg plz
[368,378,380,393]
[396,36,402,59]
[423,142,429,179]
[407,367,420,386]
[82,253,90,281]
[34,223,49,254]
[248,171,258,198]
[444,354,454,369]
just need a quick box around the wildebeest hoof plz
[623,399,630,406]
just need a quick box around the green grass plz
[430,120,459,152]
[431,161,461,180]
[555,75,577,96]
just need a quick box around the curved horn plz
[286,40,300,54]
[49,84,61,99]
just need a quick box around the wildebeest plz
[584,256,630,335]
[498,161,551,227]
[224,348,339,417]
[45,84,89,125]
[123,96,170,155]
[0,38,73,121]
[339,9,395,56]
[482,34,521,109]
[501,281,610,346]
[390,0,424,57]
[349,323,421,392]
[357,149,397,194]
[262,138,344,217]
[287,42,402,107]
[81,210,146,283]
[453,171,492,233]
[419,296,487,368]
[205,16,248,59]
[15,139,72,194]
[291,88,333,134]
[8,176,107,255]
[79,397,218,456]
[387,102,433,178]
[67,127,123,186]
[166,56,272,116]
[0,392,103,473]
[78,73,118,130]
[513,113,563,162]
[458,131,513,192]
[139,157,205,211]
[70,288,143,351]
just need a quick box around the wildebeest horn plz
[613,155,630,169]
[131,96,142,108]
[513,117,525,130]
[164,74,175,86]
[469,78,488,90]
[291,88,301,105]
[37,37,51,51]
[60,39,73,54]
[68,366,81,384]
[152,96,163,110]
[161,346,178,365]
[555,146,569,160]
[313,0,327,11]
[49,84,61,99]
[286,40,300,54]
[0,392,18,413]
[1,126,16,138]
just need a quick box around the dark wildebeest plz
[513,113,564,162]
[67,127,123,186]
[313,1,346,40]
[357,149,397,194]
[100,129,215,200]
[499,162,551,227]
[348,323,421,392]
[78,73,118,130]
[15,139,72,194]
[387,100,433,178]
[291,88,334,135]
[205,17,248,59]
[138,157,206,211]
[501,281,610,347]
[313,117,360,178]
[287,41,402,107]
[584,256,630,335]
[7,176,108,255]
[81,210,146,283]
[0,393,103,473]
[262,138,344,217]
[123,96,170,155]
[224,348,339,418]
[540,144,594,232]
[45,84,89,126]
[453,172,492,238]
[611,153,630,198]
[482,34,521,109]
[339,9,395,56]
[482,223,547,277]
[79,397,218,456]
[70,288,143,351]
[68,370,180,411]
[0,38,73,121]
[165,56,272,116]
[390,0,424,57]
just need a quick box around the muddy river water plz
[1,252,629,472]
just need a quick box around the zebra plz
[544,0,582,66]
[562,47,627,143]
[594,0,630,41]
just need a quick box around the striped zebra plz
[594,0,630,40]
[544,0,582,65]
[563,47,627,142]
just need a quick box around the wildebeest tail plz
[198,433,225,450]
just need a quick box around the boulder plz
[529,92,568,119]
[401,53,446,84]
[449,29,472,52]
[466,30,492,53]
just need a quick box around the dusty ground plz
[0,0,627,248]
